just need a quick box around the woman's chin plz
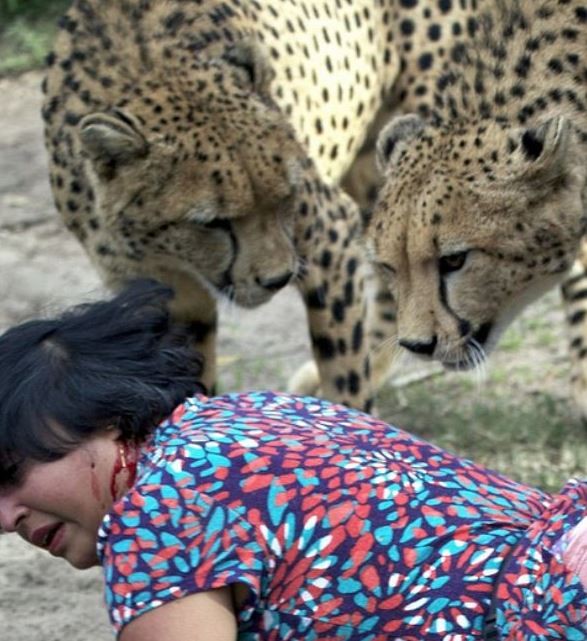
[67,553,99,570]
[63,541,100,569]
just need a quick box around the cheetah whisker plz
[371,334,402,361]
[218,286,238,318]
[467,339,488,387]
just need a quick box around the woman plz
[0,281,585,641]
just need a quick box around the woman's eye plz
[439,251,469,275]
[0,461,25,488]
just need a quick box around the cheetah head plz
[77,41,303,308]
[365,114,587,369]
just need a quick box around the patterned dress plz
[97,392,587,639]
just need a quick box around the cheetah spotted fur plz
[365,0,587,421]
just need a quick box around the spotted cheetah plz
[42,0,489,409]
[364,0,587,420]
[42,0,407,411]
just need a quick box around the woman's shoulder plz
[137,390,392,477]
[163,391,381,433]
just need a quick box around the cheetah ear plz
[223,39,276,98]
[376,114,425,172]
[78,110,148,168]
[513,115,571,181]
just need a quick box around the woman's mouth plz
[47,523,65,555]
[31,523,65,555]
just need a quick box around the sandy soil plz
[0,71,312,641]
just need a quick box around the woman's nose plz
[0,493,28,534]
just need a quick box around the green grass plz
[0,1,69,76]
[378,376,586,494]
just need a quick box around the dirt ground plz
[0,72,578,640]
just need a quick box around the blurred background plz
[0,0,69,76]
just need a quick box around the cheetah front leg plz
[292,216,374,412]
[159,270,218,395]
[562,238,587,423]
[288,266,399,403]
[296,269,374,413]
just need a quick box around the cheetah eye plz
[439,251,468,275]
[195,218,232,232]
[376,261,396,277]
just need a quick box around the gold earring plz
[118,443,127,470]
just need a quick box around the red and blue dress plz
[97,392,587,639]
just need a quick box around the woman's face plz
[0,431,120,569]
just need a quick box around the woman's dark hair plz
[0,279,205,484]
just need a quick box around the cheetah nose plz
[256,272,294,291]
[399,336,438,357]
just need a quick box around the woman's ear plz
[103,424,122,442]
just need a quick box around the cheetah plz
[42,0,492,409]
[364,0,587,420]
[43,0,410,411]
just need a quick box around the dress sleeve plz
[97,474,266,635]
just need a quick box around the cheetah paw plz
[287,360,321,397]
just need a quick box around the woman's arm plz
[119,587,238,641]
